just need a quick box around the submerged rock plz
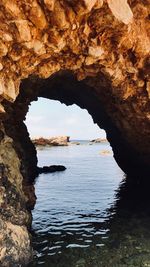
[100,150,112,155]
[37,165,66,174]
[70,142,80,145]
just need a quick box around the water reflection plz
[28,175,150,267]
[28,143,150,267]
[104,176,150,267]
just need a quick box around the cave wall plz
[0,0,149,110]
[0,123,33,266]
[0,70,150,266]
[20,71,150,176]
[0,0,149,171]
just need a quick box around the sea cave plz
[0,0,150,266]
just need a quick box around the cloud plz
[25,98,106,139]
[64,117,78,125]
[26,115,43,124]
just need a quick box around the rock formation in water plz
[37,165,66,173]
[91,138,107,143]
[0,0,150,266]
[32,136,70,146]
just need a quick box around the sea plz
[28,141,150,267]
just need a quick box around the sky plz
[25,97,106,140]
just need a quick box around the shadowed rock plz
[37,165,67,174]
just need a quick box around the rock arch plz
[0,0,150,266]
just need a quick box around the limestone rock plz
[44,0,55,11]
[32,136,70,146]
[0,0,149,109]
[107,0,133,24]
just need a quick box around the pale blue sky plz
[25,98,106,140]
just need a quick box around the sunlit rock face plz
[0,0,149,159]
[0,0,149,105]
[0,0,150,266]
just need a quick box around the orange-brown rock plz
[32,136,70,146]
[0,0,149,105]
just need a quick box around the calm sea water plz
[28,142,150,267]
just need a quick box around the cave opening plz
[1,71,150,266]
[4,70,148,181]
[2,70,149,211]
[24,97,123,267]
[25,97,106,141]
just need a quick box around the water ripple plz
[28,143,124,266]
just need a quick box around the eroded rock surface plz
[0,126,33,266]
[0,0,150,266]
[32,136,70,146]
[0,0,149,164]
[0,0,149,107]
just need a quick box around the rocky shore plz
[32,136,70,146]
[32,137,108,147]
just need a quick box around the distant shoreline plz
[32,136,108,147]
